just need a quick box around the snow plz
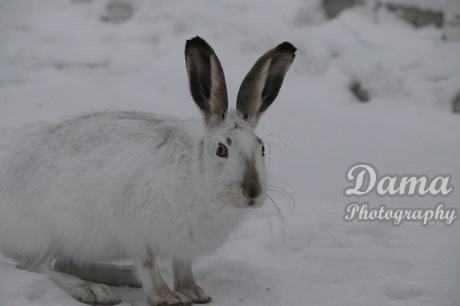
[0,0,459,305]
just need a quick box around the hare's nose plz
[243,184,260,202]
[242,158,262,204]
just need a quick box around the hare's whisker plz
[267,184,295,209]
[216,183,232,187]
[216,202,229,214]
[266,194,284,220]
[263,141,280,155]
[262,134,285,149]
[209,194,226,203]
[262,196,287,245]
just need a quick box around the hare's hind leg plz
[173,259,211,304]
[53,258,142,288]
[38,257,121,305]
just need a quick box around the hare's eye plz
[262,145,265,157]
[216,143,228,158]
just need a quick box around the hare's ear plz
[185,36,228,125]
[236,42,296,126]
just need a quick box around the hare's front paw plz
[177,285,212,304]
[147,287,192,306]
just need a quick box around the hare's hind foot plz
[69,281,120,305]
[46,265,120,305]
[53,258,142,288]
[19,257,121,305]
[47,265,120,305]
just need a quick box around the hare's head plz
[185,36,296,209]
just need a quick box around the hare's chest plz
[180,208,247,257]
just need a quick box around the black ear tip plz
[277,42,297,54]
[185,36,210,53]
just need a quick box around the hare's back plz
[0,111,188,202]
[38,111,176,154]
[23,111,182,158]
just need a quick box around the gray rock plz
[350,81,370,103]
[322,0,443,29]
[383,3,443,28]
[453,92,460,113]
[100,1,133,23]
[323,0,363,19]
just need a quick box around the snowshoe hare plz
[0,36,296,305]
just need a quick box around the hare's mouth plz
[239,187,265,209]
[231,194,265,209]
[247,196,265,208]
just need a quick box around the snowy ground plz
[1,0,459,305]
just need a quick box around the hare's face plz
[202,111,267,209]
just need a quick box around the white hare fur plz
[1,112,248,262]
[0,37,296,305]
